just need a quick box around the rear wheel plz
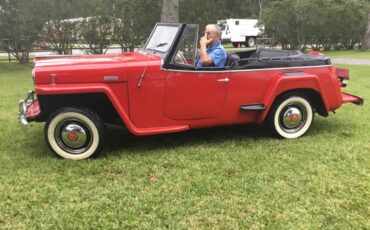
[246,37,256,47]
[232,42,240,48]
[45,107,105,160]
[268,94,314,138]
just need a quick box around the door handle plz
[217,77,230,83]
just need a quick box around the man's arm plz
[199,34,213,66]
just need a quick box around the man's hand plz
[198,32,214,66]
[200,32,212,48]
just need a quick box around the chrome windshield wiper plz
[155,42,168,48]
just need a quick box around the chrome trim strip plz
[50,74,57,85]
[162,65,332,73]
[104,76,119,81]
[162,68,229,73]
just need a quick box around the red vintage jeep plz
[18,23,363,160]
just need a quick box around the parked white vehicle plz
[218,19,262,48]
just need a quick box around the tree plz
[161,0,179,22]
[261,0,300,49]
[37,0,80,55]
[113,0,161,52]
[79,16,118,54]
[222,0,274,19]
[180,0,228,35]
[0,0,44,63]
[63,0,117,54]
[261,0,368,50]
[361,10,370,51]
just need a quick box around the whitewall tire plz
[45,107,105,160]
[268,95,314,139]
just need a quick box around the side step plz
[240,103,266,111]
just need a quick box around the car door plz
[163,25,230,120]
[164,70,230,120]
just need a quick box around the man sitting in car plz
[196,24,227,67]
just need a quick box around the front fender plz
[35,83,135,130]
[35,83,189,136]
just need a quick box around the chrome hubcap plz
[282,107,303,129]
[55,119,93,154]
[61,123,87,149]
[279,104,307,133]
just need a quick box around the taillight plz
[336,68,349,79]
[336,68,349,87]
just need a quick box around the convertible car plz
[18,23,363,159]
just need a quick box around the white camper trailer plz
[218,19,262,48]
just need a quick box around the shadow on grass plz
[102,114,360,159]
[103,123,271,157]
[24,116,350,159]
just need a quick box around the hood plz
[34,52,162,84]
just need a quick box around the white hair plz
[206,24,222,38]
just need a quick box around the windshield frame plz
[170,24,199,68]
[143,23,182,54]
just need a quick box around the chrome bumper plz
[18,90,36,127]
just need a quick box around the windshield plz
[144,25,180,53]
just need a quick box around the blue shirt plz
[196,41,227,67]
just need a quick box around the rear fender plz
[257,73,329,123]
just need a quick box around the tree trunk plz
[258,0,264,19]
[361,10,370,51]
[161,0,179,23]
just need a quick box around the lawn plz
[320,50,370,59]
[0,61,369,229]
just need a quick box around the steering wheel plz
[174,51,187,65]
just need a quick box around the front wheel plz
[268,95,314,138]
[45,107,105,160]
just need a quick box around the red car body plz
[18,23,363,159]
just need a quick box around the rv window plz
[235,21,239,25]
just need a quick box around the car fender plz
[35,83,140,134]
[35,83,189,136]
[257,73,330,123]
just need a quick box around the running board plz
[240,104,267,111]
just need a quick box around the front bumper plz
[18,90,41,127]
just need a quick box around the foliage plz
[1,0,370,62]
[261,0,369,50]
[112,0,161,52]
[224,0,273,19]
[179,0,229,36]
[79,16,117,54]
[37,0,80,55]
[0,0,44,63]
[0,60,369,228]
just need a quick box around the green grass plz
[0,62,369,229]
[322,50,370,59]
